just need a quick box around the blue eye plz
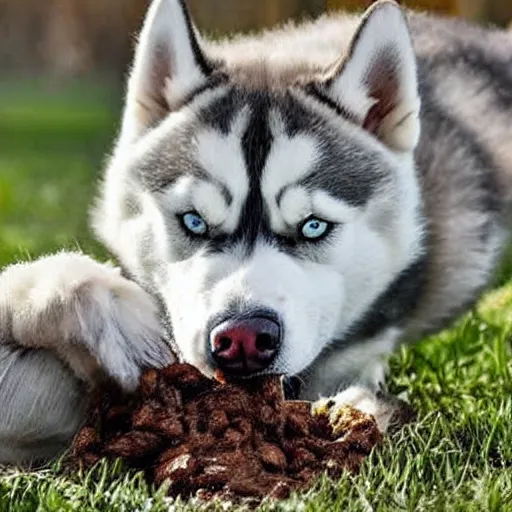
[300,217,330,240]
[182,212,208,236]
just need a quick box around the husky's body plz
[1,0,512,465]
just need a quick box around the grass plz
[1,81,512,512]
[0,78,116,267]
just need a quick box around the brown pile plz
[72,363,381,503]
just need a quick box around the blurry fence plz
[0,0,150,75]
[0,0,511,78]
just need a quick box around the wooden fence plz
[0,0,510,77]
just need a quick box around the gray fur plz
[0,345,87,465]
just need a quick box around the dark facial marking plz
[279,90,324,136]
[199,88,241,134]
[136,144,233,204]
[234,92,274,248]
[201,90,275,254]
[203,89,388,257]
[345,252,428,342]
[301,138,387,208]
[302,82,356,124]
[178,70,229,111]
[277,92,387,208]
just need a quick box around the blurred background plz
[0,0,511,267]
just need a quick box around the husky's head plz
[94,0,424,379]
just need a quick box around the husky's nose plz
[210,313,281,375]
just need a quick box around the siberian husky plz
[1,0,512,464]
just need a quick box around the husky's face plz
[95,0,425,378]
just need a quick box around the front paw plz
[80,274,175,391]
[312,386,416,434]
[1,252,175,391]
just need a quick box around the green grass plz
[1,82,512,512]
[0,78,117,267]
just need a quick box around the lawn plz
[1,82,512,512]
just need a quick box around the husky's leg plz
[0,345,88,464]
[312,377,412,434]
[305,329,414,433]
[0,252,174,464]
[0,252,173,389]
[311,369,416,434]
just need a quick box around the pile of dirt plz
[72,363,381,504]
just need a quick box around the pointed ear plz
[121,0,214,143]
[322,0,420,152]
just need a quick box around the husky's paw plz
[0,252,174,391]
[312,386,416,434]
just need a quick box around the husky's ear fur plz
[323,0,420,152]
[121,0,213,143]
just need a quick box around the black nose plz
[209,312,281,375]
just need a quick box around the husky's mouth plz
[282,375,302,399]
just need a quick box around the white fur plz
[0,252,173,389]
[121,0,207,144]
[194,112,251,232]
[95,86,230,285]
[262,130,320,232]
[99,0,424,386]
[159,156,421,382]
[0,345,88,464]
[0,253,173,464]
[279,187,313,228]
[161,241,344,377]
[314,385,396,432]
[311,190,358,223]
[304,327,401,400]
[193,181,231,227]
